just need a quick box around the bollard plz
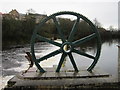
[118,45,120,82]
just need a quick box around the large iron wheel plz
[31,11,101,73]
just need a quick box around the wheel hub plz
[61,42,73,53]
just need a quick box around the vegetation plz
[2,14,120,50]
[2,16,36,49]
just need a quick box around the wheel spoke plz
[73,49,95,59]
[87,59,97,71]
[73,33,96,46]
[56,53,67,72]
[35,62,45,73]
[36,34,61,47]
[37,49,61,62]
[52,16,66,42]
[68,17,80,42]
[68,53,79,72]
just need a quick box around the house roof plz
[9,9,19,15]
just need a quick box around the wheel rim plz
[31,11,101,73]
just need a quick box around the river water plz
[1,40,120,89]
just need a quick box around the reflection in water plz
[75,37,98,56]
[76,38,120,56]
[97,43,118,77]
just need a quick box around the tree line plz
[2,15,120,49]
[2,16,36,48]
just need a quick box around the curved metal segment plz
[73,49,95,59]
[73,33,96,46]
[36,34,61,47]
[87,42,101,71]
[52,16,66,42]
[56,53,67,72]
[51,11,82,18]
[37,49,61,62]
[68,17,80,42]
[68,53,79,72]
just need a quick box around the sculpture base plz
[18,67,110,80]
[3,67,119,90]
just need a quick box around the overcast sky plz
[0,0,119,29]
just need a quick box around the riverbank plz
[2,13,120,51]
[2,40,30,50]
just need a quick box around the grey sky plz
[118,1,120,30]
[0,0,119,29]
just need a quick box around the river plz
[1,39,120,89]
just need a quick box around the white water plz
[1,42,59,89]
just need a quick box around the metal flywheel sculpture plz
[31,11,101,73]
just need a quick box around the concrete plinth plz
[3,67,120,90]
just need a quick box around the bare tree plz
[93,18,102,28]
[26,8,36,15]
